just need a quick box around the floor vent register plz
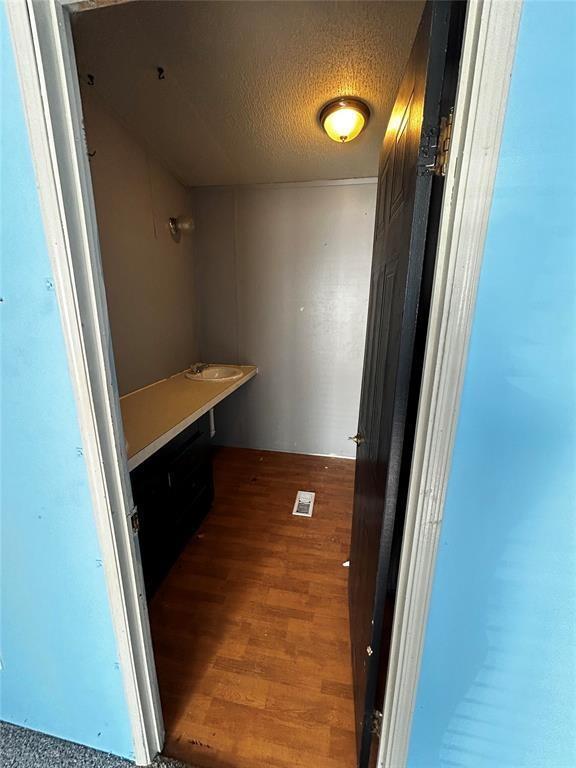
[292,490,315,517]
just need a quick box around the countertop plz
[120,365,257,470]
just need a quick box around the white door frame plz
[5,0,521,765]
[5,0,164,764]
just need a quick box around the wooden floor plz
[149,447,357,768]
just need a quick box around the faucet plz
[189,362,209,374]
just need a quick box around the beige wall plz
[81,88,198,395]
[192,180,376,458]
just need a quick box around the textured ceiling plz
[73,1,423,186]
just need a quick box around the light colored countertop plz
[120,365,257,471]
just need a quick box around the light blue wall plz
[408,2,576,767]
[0,9,133,758]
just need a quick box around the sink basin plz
[185,365,243,382]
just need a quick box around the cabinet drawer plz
[169,447,210,490]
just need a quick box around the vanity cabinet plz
[130,413,214,598]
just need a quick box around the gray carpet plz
[0,722,193,768]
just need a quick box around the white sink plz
[185,365,243,382]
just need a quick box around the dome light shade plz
[319,97,370,143]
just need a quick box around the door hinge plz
[130,507,140,534]
[370,709,383,738]
[420,108,453,177]
[434,110,453,177]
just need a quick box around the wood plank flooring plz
[149,447,357,768]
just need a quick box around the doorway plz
[74,2,458,766]
[7,0,520,764]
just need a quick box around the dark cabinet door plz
[131,414,214,598]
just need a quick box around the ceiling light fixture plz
[319,97,370,143]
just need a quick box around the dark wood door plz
[348,4,462,765]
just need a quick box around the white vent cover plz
[292,490,315,517]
